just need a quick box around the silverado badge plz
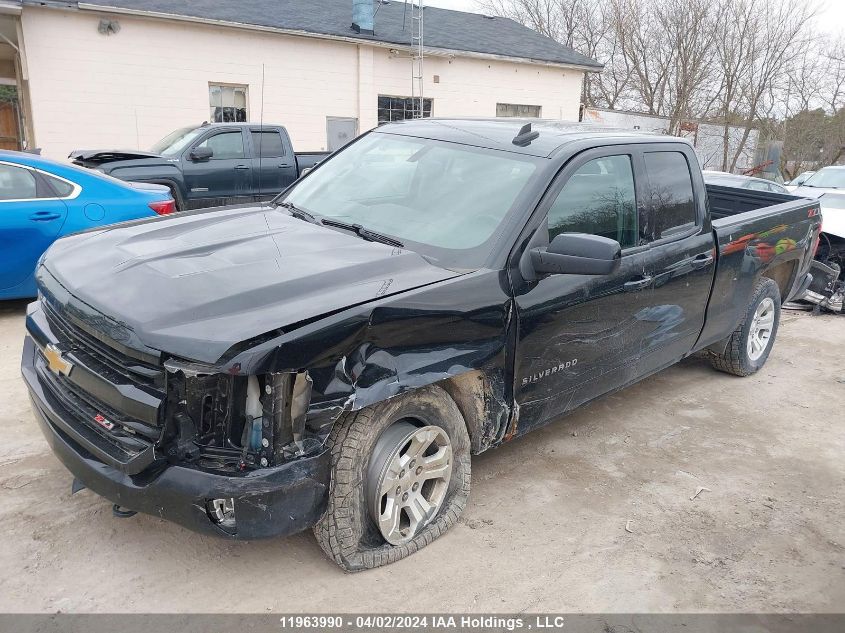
[44,344,73,377]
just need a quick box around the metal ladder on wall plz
[409,0,424,118]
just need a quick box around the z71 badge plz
[522,359,578,386]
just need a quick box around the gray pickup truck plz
[24,119,821,572]
[70,123,328,211]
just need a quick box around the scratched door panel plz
[513,248,655,434]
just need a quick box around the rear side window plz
[547,155,640,248]
[251,131,285,158]
[197,131,245,160]
[43,174,75,197]
[0,164,37,200]
[643,151,696,240]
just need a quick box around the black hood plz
[40,207,461,363]
[68,149,163,165]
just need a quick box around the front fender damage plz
[221,273,516,459]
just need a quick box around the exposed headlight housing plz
[163,360,317,471]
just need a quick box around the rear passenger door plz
[250,129,297,200]
[638,146,715,371]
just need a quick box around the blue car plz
[0,150,174,299]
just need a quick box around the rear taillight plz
[149,199,176,215]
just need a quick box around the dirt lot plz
[0,299,842,613]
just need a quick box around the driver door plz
[511,147,659,435]
[182,129,253,207]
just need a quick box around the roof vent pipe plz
[352,0,374,35]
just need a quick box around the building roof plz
[46,0,602,69]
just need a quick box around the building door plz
[326,117,358,151]
[0,101,20,150]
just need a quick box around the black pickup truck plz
[69,123,328,211]
[23,119,820,572]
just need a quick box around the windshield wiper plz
[321,218,405,248]
[276,201,321,225]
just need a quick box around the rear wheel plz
[313,385,471,571]
[710,277,781,376]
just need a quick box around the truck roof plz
[197,122,283,128]
[377,118,676,158]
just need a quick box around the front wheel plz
[313,385,471,571]
[710,277,781,376]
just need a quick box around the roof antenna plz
[512,122,539,147]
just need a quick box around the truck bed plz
[707,184,798,222]
[695,184,821,351]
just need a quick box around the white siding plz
[21,7,585,159]
[583,108,760,172]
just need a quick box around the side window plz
[747,180,769,192]
[251,131,285,158]
[547,155,639,248]
[197,131,245,160]
[0,164,38,200]
[43,174,76,198]
[643,151,697,240]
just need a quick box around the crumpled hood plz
[41,206,460,363]
[68,148,163,164]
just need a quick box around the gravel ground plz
[0,299,842,613]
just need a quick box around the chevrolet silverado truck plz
[23,119,821,571]
[69,123,328,211]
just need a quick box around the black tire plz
[313,385,471,572]
[710,277,781,377]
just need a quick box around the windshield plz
[150,127,206,156]
[802,168,845,189]
[281,132,541,268]
[788,172,813,185]
[819,193,845,210]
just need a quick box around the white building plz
[0,0,601,159]
[583,107,762,173]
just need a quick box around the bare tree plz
[478,0,632,109]
[482,0,837,174]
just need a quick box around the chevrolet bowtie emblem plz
[44,344,73,376]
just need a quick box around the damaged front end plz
[162,361,322,472]
[22,297,332,540]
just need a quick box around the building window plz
[378,95,432,123]
[209,84,248,122]
[496,103,542,118]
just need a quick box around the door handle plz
[278,163,293,168]
[234,165,250,170]
[691,253,715,269]
[624,276,653,292]
[29,211,62,221]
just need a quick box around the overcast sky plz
[423,0,845,34]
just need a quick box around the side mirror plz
[531,233,621,276]
[189,147,213,161]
